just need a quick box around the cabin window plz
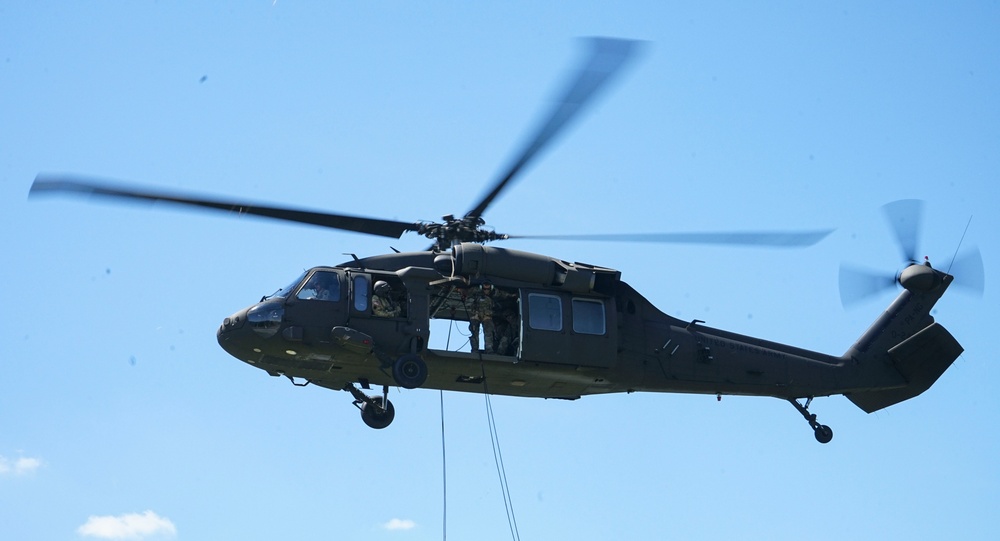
[527,293,562,331]
[296,271,341,301]
[353,275,370,311]
[572,298,606,335]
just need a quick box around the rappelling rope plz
[481,362,521,541]
[440,389,448,541]
[441,317,521,541]
[440,321,455,541]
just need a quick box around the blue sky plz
[2,2,998,540]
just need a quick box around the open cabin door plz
[518,289,617,368]
[344,269,428,357]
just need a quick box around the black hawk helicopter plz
[30,38,980,443]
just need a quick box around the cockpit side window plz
[296,271,342,302]
[353,275,370,311]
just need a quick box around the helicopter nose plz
[217,307,251,358]
[220,308,248,333]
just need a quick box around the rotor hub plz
[417,215,508,250]
[898,263,940,292]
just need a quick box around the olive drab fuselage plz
[217,243,963,442]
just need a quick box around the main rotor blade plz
[839,264,898,308]
[30,174,419,239]
[465,37,643,219]
[882,199,924,263]
[507,229,834,247]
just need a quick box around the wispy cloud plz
[0,455,43,475]
[77,510,176,540]
[383,518,417,531]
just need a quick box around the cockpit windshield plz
[264,271,308,299]
[296,270,342,302]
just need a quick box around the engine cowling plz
[434,243,619,295]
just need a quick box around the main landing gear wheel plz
[360,398,395,429]
[789,397,834,444]
[345,382,395,429]
[392,353,428,389]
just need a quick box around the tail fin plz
[846,321,963,413]
[842,267,964,413]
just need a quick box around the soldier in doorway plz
[491,287,519,355]
[467,283,497,353]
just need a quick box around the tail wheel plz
[393,354,428,389]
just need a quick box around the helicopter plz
[29,38,979,444]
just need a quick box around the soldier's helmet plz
[374,280,391,296]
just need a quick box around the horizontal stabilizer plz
[847,322,963,413]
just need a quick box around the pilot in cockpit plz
[298,272,338,301]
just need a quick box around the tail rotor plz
[838,199,984,308]
[838,264,898,307]
[948,246,985,297]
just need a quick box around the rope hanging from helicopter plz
[439,388,449,541]
[480,359,522,541]
[439,321,453,541]
[438,313,521,541]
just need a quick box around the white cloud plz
[77,510,177,540]
[383,518,417,531]
[0,455,43,475]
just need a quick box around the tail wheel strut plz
[789,398,834,444]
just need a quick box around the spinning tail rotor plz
[839,199,985,307]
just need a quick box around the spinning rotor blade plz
[508,229,834,247]
[465,37,643,219]
[882,199,924,263]
[30,174,419,239]
[839,199,986,308]
[949,246,985,297]
[838,263,898,308]
[838,198,921,308]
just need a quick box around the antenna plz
[946,215,973,275]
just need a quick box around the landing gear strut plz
[346,382,395,429]
[789,398,833,444]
